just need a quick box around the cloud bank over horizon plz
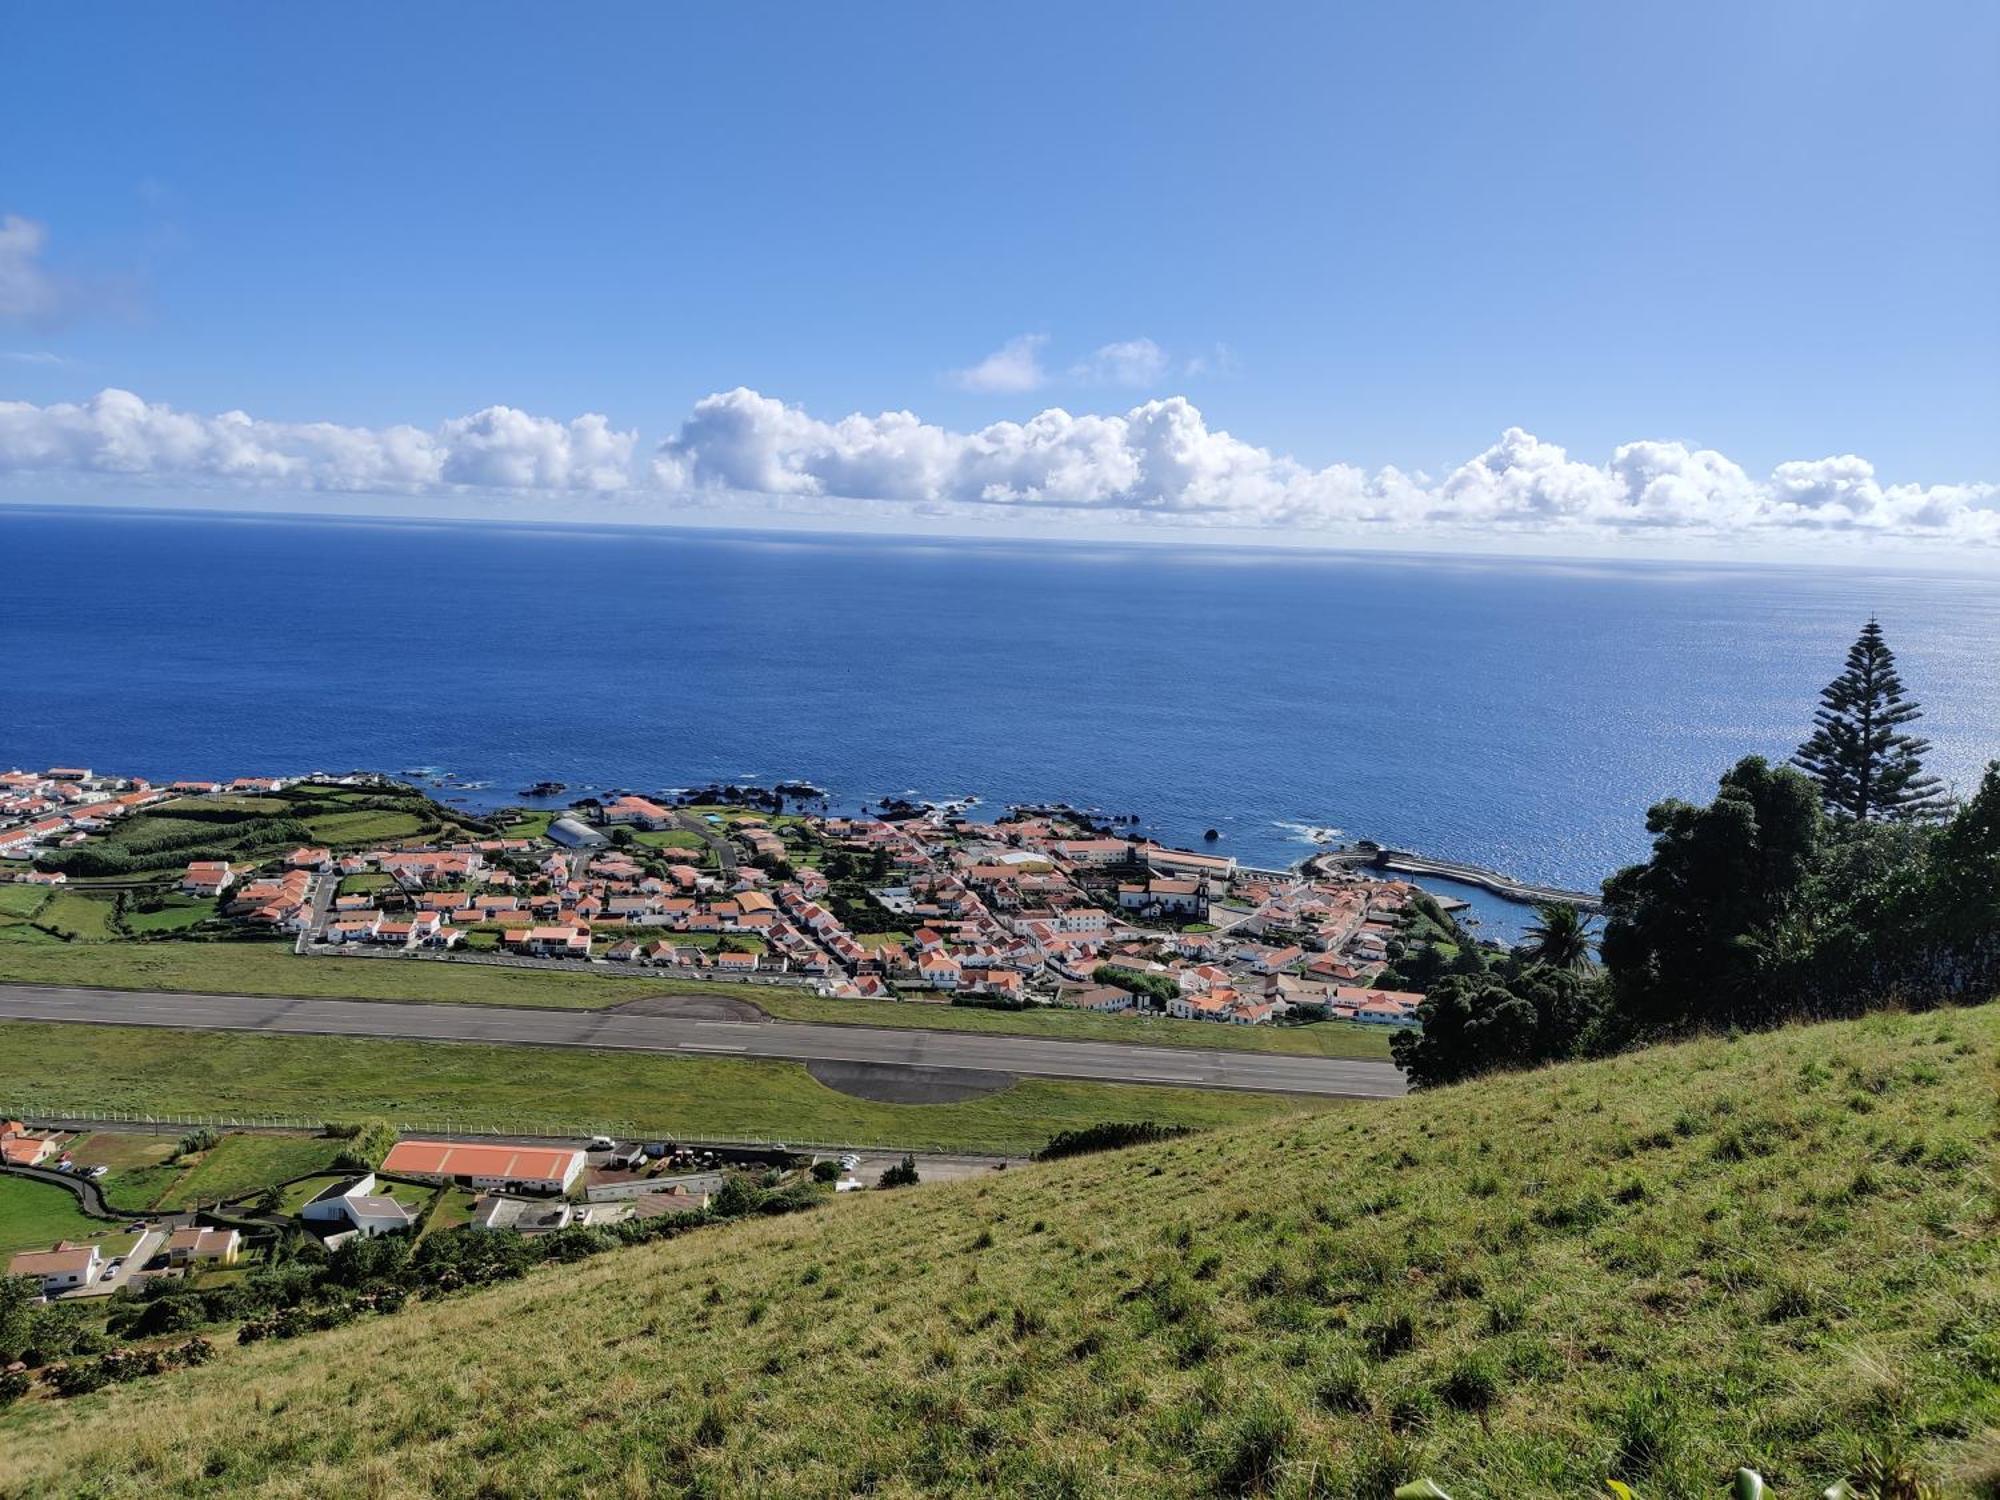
[2,383,1997,548]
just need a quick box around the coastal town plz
[0,764,1439,1353]
[0,766,1432,1030]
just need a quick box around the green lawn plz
[754,990,1395,1060]
[0,1021,1330,1156]
[58,1129,347,1214]
[425,1185,481,1233]
[0,940,1395,1060]
[0,1174,105,1256]
[36,891,124,941]
[0,921,61,944]
[496,811,553,840]
[122,897,218,934]
[155,796,290,817]
[0,885,51,919]
[336,871,396,896]
[157,1133,349,1210]
[304,809,428,844]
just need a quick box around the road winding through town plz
[0,984,1406,1099]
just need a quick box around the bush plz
[1035,1121,1195,1162]
[0,1369,29,1406]
[810,1160,839,1183]
[1093,964,1180,1007]
[174,1127,221,1161]
[878,1155,920,1189]
[328,1118,396,1171]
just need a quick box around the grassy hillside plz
[3,1004,1995,1499]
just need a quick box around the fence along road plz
[0,984,1406,1099]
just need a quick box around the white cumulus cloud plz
[2,384,1994,549]
[650,390,2000,543]
[0,388,636,494]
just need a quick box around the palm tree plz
[1518,901,1596,971]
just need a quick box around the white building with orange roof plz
[379,1139,586,1195]
[181,860,236,897]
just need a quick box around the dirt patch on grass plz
[807,1060,1017,1103]
[606,991,770,1022]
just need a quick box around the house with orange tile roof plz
[916,951,962,989]
[379,1139,586,1194]
[1,1126,59,1166]
[501,924,591,958]
[181,860,236,897]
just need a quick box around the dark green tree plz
[1517,901,1596,971]
[1598,757,1826,1033]
[1389,965,1605,1088]
[1792,620,1950,823]
[1892,761,2000,1003]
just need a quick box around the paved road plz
[672,811,738,874]
[0,984,1406,1099]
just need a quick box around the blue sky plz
[2,3,1996,554]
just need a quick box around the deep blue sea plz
[6,507,1997,939]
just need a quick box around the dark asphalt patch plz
[808,1059,1017,1103]
[607,992,768,1022]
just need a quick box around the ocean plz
[6,506,1997,940]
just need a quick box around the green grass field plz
[0,886,51,919]
[154,1133,349,1210]
[633,828,706,851]
[303,809,428,844]
[0,1174,105,1257]
[753,990,1397,1060]
[35,891,122,941]
[0,939,1395,1060]
[495,810,552,839]
[120,896,217,934]
[2,1003,1993,1497]
[0,1021,1327,1156]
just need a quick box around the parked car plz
[586,1135,616,1151]
[86,1165,107,1179]
[838,1153,860,1170]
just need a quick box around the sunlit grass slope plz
[3,1005,1995,1498]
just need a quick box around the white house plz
[300,1173,418,1237]
[7,1241,101,1294]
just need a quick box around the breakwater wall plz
[1308,847,1602,911]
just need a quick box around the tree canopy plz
[1792,619,1950,823]
[1598,756,1825,1034]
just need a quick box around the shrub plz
[1035,1121,1195,1162]
[878,1155,920,1189]
[174,1127,221,1161]
[329,1118,396,1171]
